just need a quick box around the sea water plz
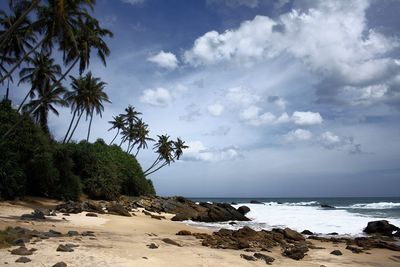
[186,197,400,236]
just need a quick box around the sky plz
[3,0,400,197]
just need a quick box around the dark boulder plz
[240,254,256,261]
[254,252,275,264]
[330,250,342,256]
[20,209,45,220]
[237,206,250,215]
[363,220,399,236]
[301,230,314,235]
[320,204,335,209]
[162,238,182,247]
[283,228,305,241]
[282,244,309,260]
[106,203,131,217]
[11,247,33,256]
[250,200,264,204]
[52,262,67,267]
[15,257,31,263]
[171,213,191,221]
[57,244,74,252]
[176,230,191,236]
[346,245,363,254]
[86,213,98,217]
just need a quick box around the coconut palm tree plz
[121,105,142,125]
[64,72,110,143]
[173,137,189,160]
[22,83,67,134]
[131,119,154,156]
[143,135,175,175]
[18,52,62,111]
[108,115,124,145]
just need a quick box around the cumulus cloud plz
[292,111,323,125]
[139,87,173,107]
[239,106,290,126]
[225,87,261,107]
[206,0,259,8]
[148,50,179,70]
[285,129,313,142]
[121,0,145,5]
[319,131,363,154]
[184,1,399,104]
[268,96,287,110]
[207,103,224,116]
[184,141,240,162]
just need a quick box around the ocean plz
[186,197,400,236]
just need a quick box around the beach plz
[0,198,400,267]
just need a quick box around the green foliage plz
[65,139,155,200]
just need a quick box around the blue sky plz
[4,0,400,197]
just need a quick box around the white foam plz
[344,202,400,210]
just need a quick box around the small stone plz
[346,245,363,254]
[86,213,98,217]
[11,247,33,256]
[162,238,182,247]
[176,230,191,236]
[254,252,275,264]
[330,250,343,256]
[147,243,159,249]
[81,231,95,237]
[56,244,74,252]
[67,231,79,236]
[15,257,31,263]
[52,262,67,267]
[240,254,257,261]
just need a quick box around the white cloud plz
[148,50,179,70]
[139,87,173,107]
[121,0,145,5]
[239,105,290,126]
[292,111,323,125]
[207,103,224,116]
[184,141,240,162]
[225,87,261,106]
[285,129,313,142]
[184,1,399,87]
[320,131,340,145]
[180,104,202,122]
[319,131,362,154]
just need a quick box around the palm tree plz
[0,2,36,93]
[173,137,189,160]
[22,83,67,134]
[121,105,142,125]
[108,115,124,145]
[18,52,62,111]
[64,72,110,143]
[143,135,175,175]
[131,119,154,156]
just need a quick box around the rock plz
[237,206,250,215]
[106,203,131,217]
[254,252,275,264]
[81,231,95,237]
[301,230,313,235]
[320,204,335,209]
[229,221,237,225]
[171,213,191,221]
[11,247,33,256]
[56,244,74,252]
[147,243,159,249]
[283,228,305,241]
[86,213,98,217]
[346,245,363,254]
[67,231,79,237]
[15,257,31,263]
[282,244,309,260]
[330,250,342,256]
[196,203,250,222]
[150,214,166,220]
[52,262,67,267]
[162,238,182,247]
[363,220,399,237]
[394,230,400,237]
[328,232,338,236]
[240,254,257,261]
[176,230,191,236]
[231,202,238,205]
[20,209,45,220]
[250,200,264,204]
[45,229,62,238]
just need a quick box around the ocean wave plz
[244,201,319,207]
[344,202,400,210]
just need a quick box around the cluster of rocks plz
[132,196,250,222]
[363,220,400,237]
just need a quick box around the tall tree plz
[108,115,124,145]
[131,119,154,156]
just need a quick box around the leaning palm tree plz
[108,115,124,145]
[121,105,142,125]
[22,83,67,134]
[143,135,175,175]
[64,72,110,143]
[18,52,62,111]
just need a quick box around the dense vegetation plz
[0,100,154,200]
[0,1,187,201]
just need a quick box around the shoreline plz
[0,198,399,266]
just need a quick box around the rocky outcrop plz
[282,244,309,260]
[106,203,131,217]
[363,220,399,237]
[320,204,335,209]
[237,206,250,215]
[250,200,264,204]
[56,200,104,214]
[330,250,342,256]
[20,209,46,220]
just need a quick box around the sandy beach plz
[0,199,399,267]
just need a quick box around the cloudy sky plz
[5,0,400,197]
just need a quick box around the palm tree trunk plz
[17,87,34,112]
[135,147,140,157]
[5,79,10,100]
[67,111,83,143]
[86,108,94,142]
[0,37,45,84]
[144,161,169,176]
[54,57,79,86]
[143,155,161,173]
[63,109,77,143]
[0,0,40,50]
[126,140,131,153]
[119,138,124,147]
[109,129,119,145]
